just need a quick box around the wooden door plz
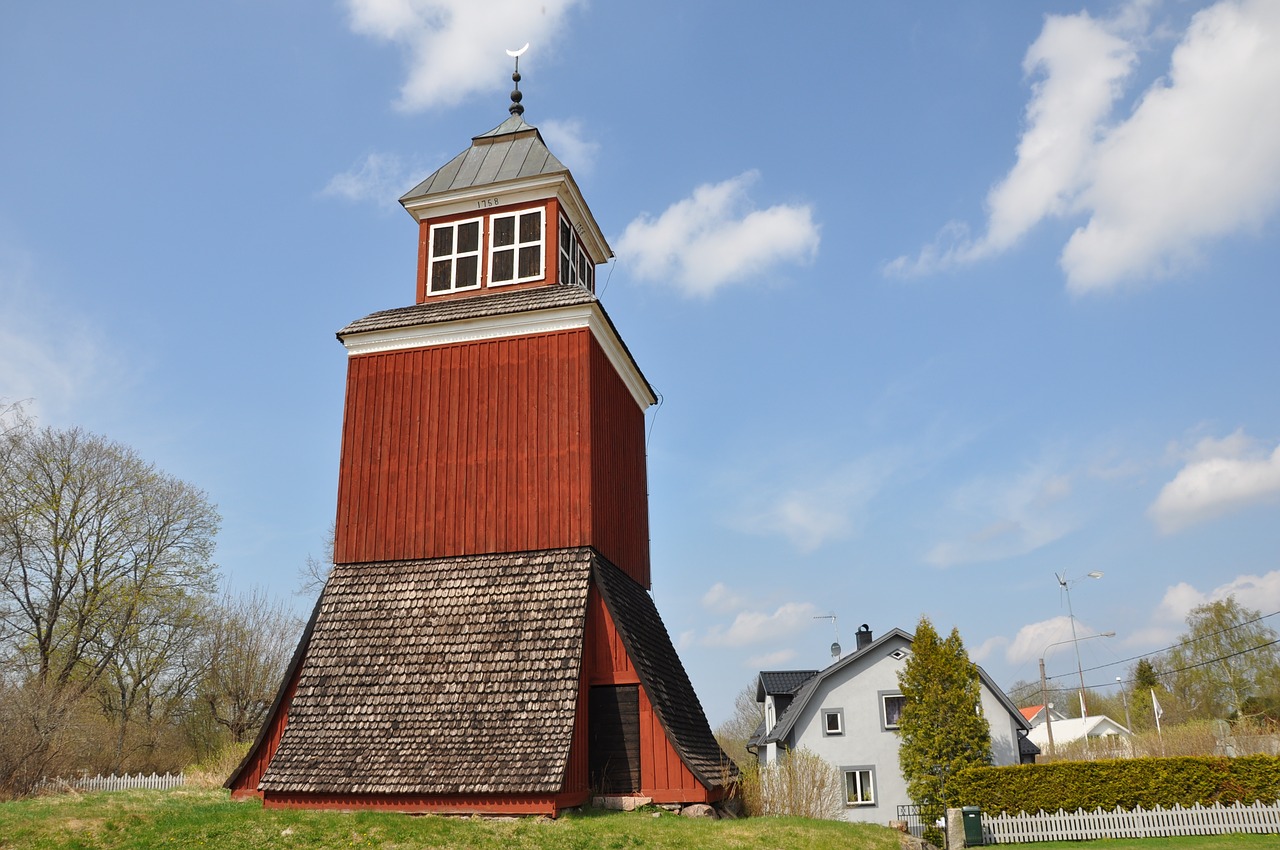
[588,685,640,794]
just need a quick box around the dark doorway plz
[588,684,640,794]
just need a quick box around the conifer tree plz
[897,616,991,842]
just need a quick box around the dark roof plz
[762,628,1032,746]
[756,670,818,702]
[335,285,657,407]
[336,285,598,338]
[251,547,729,796]
[593,556,735,787]
[400,115,567,202]
[258,549,594,795]
[1019,732,1042,757]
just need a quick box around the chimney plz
[855,624,872,650]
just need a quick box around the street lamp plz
[1039,631,1115,759]
[1058,570,1104,717]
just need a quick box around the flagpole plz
[1152,689,1164,756]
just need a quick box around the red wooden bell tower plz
[227,79,731,815]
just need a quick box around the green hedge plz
[950,755,1280,815]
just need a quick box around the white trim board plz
[340,302,656,411]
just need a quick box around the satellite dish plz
[506,43,530,58]
[830,641,841,659]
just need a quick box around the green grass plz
[0,788,899,850]
[1008,838,1280,850]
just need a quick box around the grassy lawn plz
[0,788,900,850]
[1008,839,1280,850]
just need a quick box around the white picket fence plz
[35,772,185,793]
[982,800,1280,843]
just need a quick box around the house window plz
[428,217,483,294]
[881,693,905,730]
[822,708,844,736]
[843,767,876,806]
[558,213,595,291]
[489,208,544,285]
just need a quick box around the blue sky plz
[3,1,1279,727]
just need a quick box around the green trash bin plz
[962,806,984,847]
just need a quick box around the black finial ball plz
[512,70,521,84]
[510,89,523,104]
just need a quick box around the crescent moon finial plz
[506,44,529,117]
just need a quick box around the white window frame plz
[488,207,545,287]
[822,708,844,737]
[842,766,876,807]
[558,213,595,292]
[880,692,905,730]
[427,216,484,295]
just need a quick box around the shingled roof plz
[259,549,593,795]
[336,285,598,338]
[593,557,735,787]
[252,547,730,797]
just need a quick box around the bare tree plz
[0,420,219,794]
[200,588,301,744]
[714,682,765,769]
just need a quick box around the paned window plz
[843,768,875,806]
[822,708,844,736]
[882,694,905,730]
[428,218,482,294]
[490,208,544,285]
[558,214,595,291]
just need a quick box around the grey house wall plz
[764,633,1025,826]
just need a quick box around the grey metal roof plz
[400,115,567,202]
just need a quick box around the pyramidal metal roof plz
[400,115,568,203]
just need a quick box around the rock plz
[592,795,652,812]
[680,803,718,819]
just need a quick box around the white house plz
[750,625,1036,825]
[1026,714,1133,751]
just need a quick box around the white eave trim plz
[340,302,655,410]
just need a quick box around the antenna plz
[505,43,529,116]
[814,614,841,659]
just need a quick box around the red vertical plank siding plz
[587,338,652,587]
[333,330,597,564]
[565,586,710,803]
[227,658,304,800]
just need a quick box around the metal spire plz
[506,43,529,116]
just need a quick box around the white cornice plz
[340,302,655,410]
[402,174,613,264]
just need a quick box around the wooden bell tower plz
[226,69,731,815]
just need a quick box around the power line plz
[1043,609,1280,684]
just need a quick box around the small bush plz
[184,742,250,789]
[745,748,842,820]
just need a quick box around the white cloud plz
[321,152,418,205]
[1155,571,1280,624]
[1148,430,1280,532]
[732,455,895,553]
[748,649,798,668]
[538,118,599,174]
[0,246,118,422]
[701,582,747,613]
[925,465,1076,567]
[616,171,820,297]
[1006,615,1111,666]
[344,0,584,112]
[702,601,821,648]
[889,0,1280,292]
